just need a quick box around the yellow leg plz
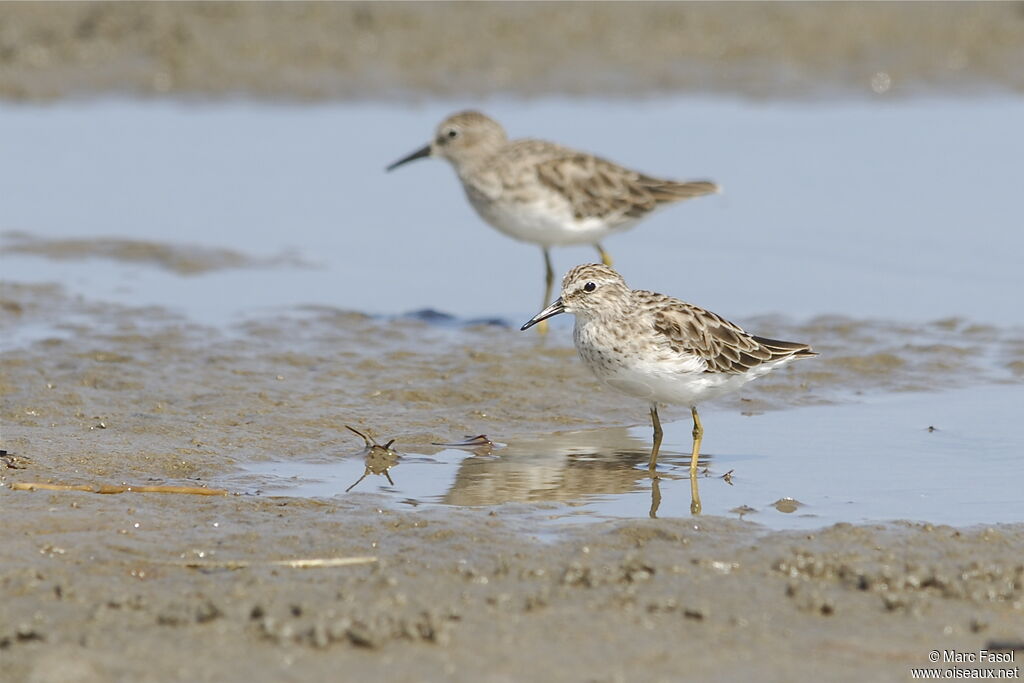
[689,406,704,474]
[537,248,554,335]
[690,406,703,513]
[690,472,702,515]
[647,404,663,474]
[595,243,613,267]
[649,477,662,519]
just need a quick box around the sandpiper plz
[387,111,719,331]
[522,264,816,477]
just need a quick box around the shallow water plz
[2,96,1023,327]
[235,384,1024,531]
[3,96,1023,532]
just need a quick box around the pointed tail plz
[751,335,817,360]
[642,178,721,204]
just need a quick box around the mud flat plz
[2,489,1022,683]
[3,3,1024,678]
[2,283,1023,681]
[2,2,1023,100]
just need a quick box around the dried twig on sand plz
[164,556,379,570]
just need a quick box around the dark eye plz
[583,282,596,292]
[446,128,459,139]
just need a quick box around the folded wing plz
[652,302,816,375]
[532,147,718,223]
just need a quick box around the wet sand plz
[2,232,308,276]
[2,2,1024,100]
[2,282,1023,681]
[3,490,1022,682]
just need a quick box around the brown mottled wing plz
[529,145,718,223]
[650,297,816,374]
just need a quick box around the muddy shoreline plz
[2,281,1023,680]
[2,2,1024,101]
[3,490,1022,682]
[3,2,1024,678]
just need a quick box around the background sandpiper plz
[388,111,719,331]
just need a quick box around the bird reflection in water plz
[647,470,702,518]
[442,426,708,516]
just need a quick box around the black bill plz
[520,298,566,330]
[386,144,432,172]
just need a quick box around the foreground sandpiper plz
[387,111,719,330]
[522,264,816,479]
